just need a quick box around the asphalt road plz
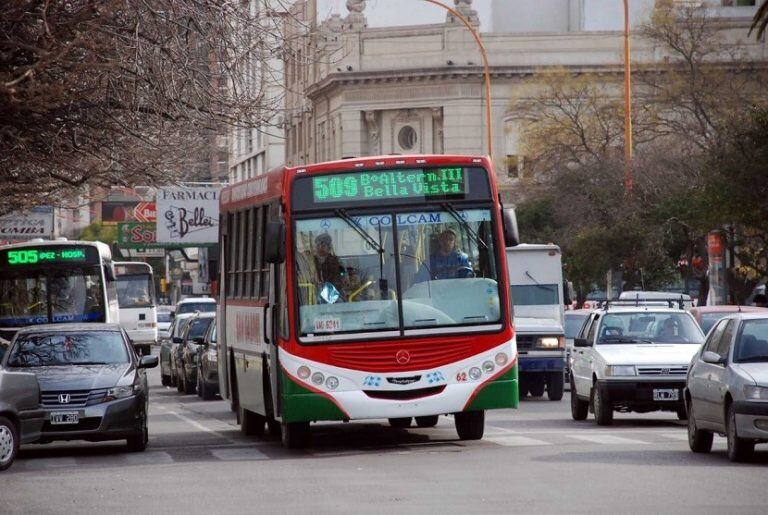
[2,356,767,514]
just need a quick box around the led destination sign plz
[312,168,466,203]
[2,248,89,266]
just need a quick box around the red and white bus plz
[218,154,519,447]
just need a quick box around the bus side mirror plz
[502,207,519,247]
[265,221,286,264]
[563,280,573,306]
[104,263,117,282]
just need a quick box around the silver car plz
[685,313,768,461]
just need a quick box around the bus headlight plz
[537,337,565,349]
[495,353,508,366]
[298,366,311,379]
[606,365,636,377]
[469,367,482,381]
[325,376,339,390]
[311,372,325,386]
[482,361,495,374]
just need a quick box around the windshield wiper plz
[334,209,384,254]
[441,202,487,250]
[72,361,110,365]
[600,337,653,344]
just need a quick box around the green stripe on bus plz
[280,370,347,423]
[465,365,519,411]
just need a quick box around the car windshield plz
[6,331,129,367]
[294,208,501,340]
[597,312,704,344]
[177,302,216,314]
[173,318,191,338]
[0,266,105,326]
[511,284,559,305]
[186,318,213,339]
[734,320,768,363]
[565,313,589,339]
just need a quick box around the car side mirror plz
[265,221,286,263]
[138,355,159,369]
[574,337,592,348]
[172,337,183,344]
[702,351,725,365]
[501,207,519,247]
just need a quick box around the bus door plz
[265,203,284,418]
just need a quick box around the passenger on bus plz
[313,233,346,301]
[415,229,472,282]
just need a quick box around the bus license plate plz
[653,389,679,401]
[51,412,79,425]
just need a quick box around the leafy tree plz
[750,0,768,39]
[77,221,117,244]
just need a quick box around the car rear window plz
[177,302,216,314]
[7,331,129,367]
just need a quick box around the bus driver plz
[415,229,472,282]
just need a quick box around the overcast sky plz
[316,0,493,29]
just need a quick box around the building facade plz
[283,0,762,201]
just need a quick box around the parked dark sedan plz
[0,369,45,471]
[159,313,194,387]
[174,313,214,395]
[196,319,219,400]
[2,324,158,452]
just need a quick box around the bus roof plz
[220,154,493,212]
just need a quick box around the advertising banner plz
[118,222,163,249]
[101,201,140,224]
[707,231,727,306]
[0,206,54,239]
[156,186,220,245]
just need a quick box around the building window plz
[397,125,417,150]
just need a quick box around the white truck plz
[506,244,567,401]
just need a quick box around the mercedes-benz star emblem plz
[58,394,70,404]
[395,350,411,365]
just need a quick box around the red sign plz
[133,202,156,223]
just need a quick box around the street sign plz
[133,202,156,223]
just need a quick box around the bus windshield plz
[117,274,154,308]
[0,266,105,326]
[295,207,501,339]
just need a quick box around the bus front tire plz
[388,417,412,428]
[240,407,266,437]
[415,415,439,428]
[455,410,485,440]
[281,421,310,449]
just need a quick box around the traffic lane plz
[3,428,767,514]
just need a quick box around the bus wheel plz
[455,410,485,440]
[529,376,546,397]
[547,371,564,401]
[415,415,439,428]
[388,417,412,428]
[281,421,310,449]
[240,407,266,437]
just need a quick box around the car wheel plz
[0,416,19,471]
[240,407,266,437]
[592,384,613,426]
[570,377,589,421]
[415,415,439,428]
[726,403,754,462]
[547,371,564,401]
[126,413,148,453]
[388,417,412,429]
[529,376,546,397]
[454,410,485,440]
[687,401,713,453]
[281,421,310,449]
[197,372,203,398]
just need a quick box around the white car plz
[570,304,705,425]
[174,297,217,318]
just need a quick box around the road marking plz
[659,432,690,441]
[210,448,268,461]
[486,435,552,447]
[568,434,650,445]
[166,410,233,442]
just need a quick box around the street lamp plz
[623,0,633,194]
[421,0,493,159]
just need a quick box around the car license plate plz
[50,412,79,425]
[653,389,679,401]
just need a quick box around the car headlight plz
[605,365,636,376]
[744,384,768,401]
[537,336,565,349]
[105,385,135,401]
